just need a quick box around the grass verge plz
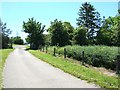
[29,50,119,89]
[0,49,14,90]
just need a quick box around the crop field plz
[45,45,118,70]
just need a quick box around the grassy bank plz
[0,49,14,90]
[29,50,119,89]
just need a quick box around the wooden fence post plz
[82,51,84,65]
[10,37,13,49]
[64,48,66,58]
[116,55,120,74]
[53,48,56,56]
[46,46,47,53]
[39,45,41,51]
[116,55,120,90]
[43,47,44,52]
[92,54,95,61]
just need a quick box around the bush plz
[13,36,24,45]
[47,46,59,55]
[48,45,118,70]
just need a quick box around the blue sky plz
[1,2,118,41]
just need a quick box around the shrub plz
[47,45,118,70]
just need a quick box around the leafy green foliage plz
[48,19,70,46]
[76,2,101,45]
[46,46,59,55]
[13,36,24,45]
[0,19,12,49]
[44,34,51,46]
[48,45,118,70]
[23,18,45,49]
[73,27,88,45]
[63,22,74,44]
[97,16,120,46]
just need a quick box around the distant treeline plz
[23,2,120,49]
[1,2,120,49]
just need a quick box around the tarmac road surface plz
[3,45,100,88]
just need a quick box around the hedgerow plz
[47,45,118,70]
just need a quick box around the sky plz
[1,2,119,41]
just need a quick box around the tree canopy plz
[77,2,101,45]
[13,36,24,45]
[96,16,120,46]
[73,27,88,45]
[17,2,120,47]
[63,22,74,45]
[48,19,70,46]
[23,18,45,49]
[0,19,12,49]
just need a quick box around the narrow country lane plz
[3,45,100,88]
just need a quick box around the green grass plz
[25,45,30,50]
[0,49,14,90]
[29,50,119,89]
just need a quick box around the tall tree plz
[73,26,88,45]
[0,19,11,49]
[63,22,74,45]
[48,19,70,47]
[23,18,45,49]
[77,2,101,45]
[96,16,120,46]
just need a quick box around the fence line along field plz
[41,45,118,71]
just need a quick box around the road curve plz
[3,45,100,88]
